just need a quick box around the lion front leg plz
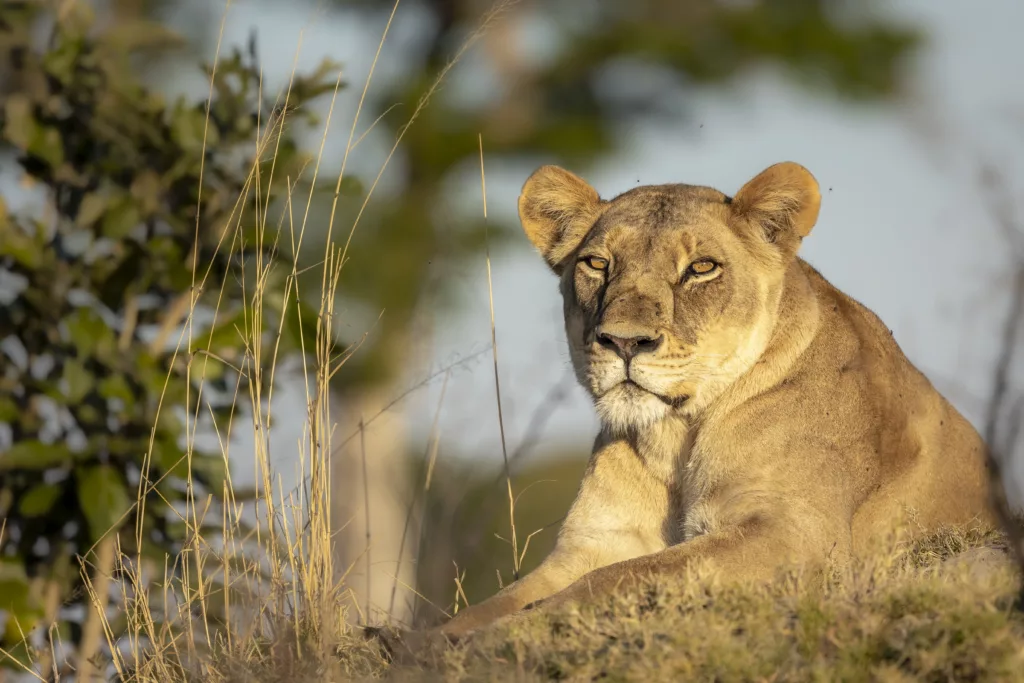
[529,511,844,617]
[437,558,575,638]
[437,438,673,638]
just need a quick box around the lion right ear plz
[518,165,602,273]
[730,162,821,253]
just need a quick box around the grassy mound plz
[432,528,1022,682]
[179,525,1022,682]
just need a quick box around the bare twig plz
[982,264,1024,604]
[388,369,450,621]
[985,267,1024,446]
[455,372,574,572]
[977,164,1024,605]
[360,418,372,624]
[479,134,520,580]
[333,348,489,453]
[77,535,118,683]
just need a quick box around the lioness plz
[441,161,994,637]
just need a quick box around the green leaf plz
[0,441,72,471]
[18,483,62,517]
[0,640,34,670]
[98,373,134,411]
[75,192,109,228]
[340,175,363,197]
[201,310,247,352]
[152,438,187,479]
[61,358,93,402]
[27,125,64,168]
[156,405,183,434]
[76,465,131,541]
[2,94,36,150]
[64,307,115,359]
[284,300,327,356]
[0,560,27,595]
[42,32,84,84]
[170,102,216,154]
[191,352,226,383]
[76,403,101,427]
[192,451,228,496]
[100,196,141,239]
[0,559,42,643]
[0,396,18,422]
[136,351,170,397]
[129,170,163,216]
[0,224,43,269]
[318,175,363,199]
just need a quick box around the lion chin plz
[594,380,679,432]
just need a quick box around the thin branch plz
[389,369,450,622]
[479,134,519,580]
[455,372,574,573]
[977,164,1024,606]
[360,418,372,624]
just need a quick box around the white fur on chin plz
[595,383,671,434]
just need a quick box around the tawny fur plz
[437,162,994,638]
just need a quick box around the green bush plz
[0,2,343,670]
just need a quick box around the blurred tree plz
[0,1,340,677]
[315,0,921,625]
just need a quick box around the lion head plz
[518,162,822,433]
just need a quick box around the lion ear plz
[518,165,602,273]
[731,162,821,248]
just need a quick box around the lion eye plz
[582,256,609,271]
[687,259,718,276]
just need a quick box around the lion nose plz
[596,332,663,361]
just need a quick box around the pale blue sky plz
[159,0,1024,505]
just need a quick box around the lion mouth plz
[620,380,688,408]
[660,393,689,409]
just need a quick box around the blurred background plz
[2,0,1023,678]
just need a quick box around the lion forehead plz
[583,186,734,258]
[602,183,728,225]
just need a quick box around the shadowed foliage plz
[0,2,343,672]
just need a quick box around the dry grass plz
[141,524,1024,682]
[58,2,515,681]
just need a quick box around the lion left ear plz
[518,165,603,274]
[731,162,821,247]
